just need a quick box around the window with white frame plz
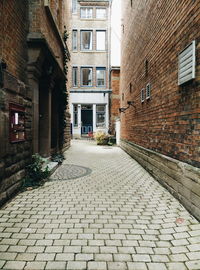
[72,0,77,13]
[80,7,93,19]
[81,67,92,86]
[96,105,106,127]
[178,40,196,85]
[81,31,93,50]
[96,8,106,19]
[96,31,106,51]
[72,67,78,87]
[72,30,77,51]
[96,68,106,87]
[73,105,78,127]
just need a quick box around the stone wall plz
[0,1,31,205]
[121,140,200,221]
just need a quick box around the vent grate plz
[178,41,196,85]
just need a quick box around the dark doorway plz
[81,104,93,135]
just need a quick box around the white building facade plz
[67,0,111,138]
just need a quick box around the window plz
[81,68,92,86]
[72,30,77,51]
[96,8,106,19]
[81,31,93,50]
[81,7,93,19]
[96,31,106,51]
[96,68,106,87]
[178,40,196,85]
[72,67,78,87]
[146,83,151,99]
[73,105,78,127]
[96,105,106,127]
[141,89,145,103]
[72,0,77,13]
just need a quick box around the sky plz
[111,0,121,67]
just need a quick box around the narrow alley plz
[0,140,199,270]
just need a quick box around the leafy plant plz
[51,153,65,164]
[23,154,50,187]
[94,131,110,145]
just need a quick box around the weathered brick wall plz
[0,0,28,81]
[120,0,200,168]
[0,0,31,205]
[29,0,65,69]
[120,0,200,220]
[110,68,120,134]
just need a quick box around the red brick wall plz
[29,0,65,68]
[120,0,200,167]
[0,0,28,81]
[110,69,120,134]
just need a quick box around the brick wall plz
[120,0,200,220]
[29,0,65,69]
[120,0,200,168]
[110,68,120,134]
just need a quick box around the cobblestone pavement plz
[0,140,200,270]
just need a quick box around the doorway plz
[81,104,93,135]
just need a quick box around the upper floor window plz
[81,7,93,19]
[72,0,77,13]
[72,67,78,87]
[96,68,106,87]
[81,67,93,86]
[96,8,106,19]
[72,30,77,51]
[96,31,106,51]
[81,31,93,50]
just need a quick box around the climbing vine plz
[59,26,70,148]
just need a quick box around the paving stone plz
[35,253,55,261]
[67,261,87,270]
[16,253,36,261]
[2,261,26,269]
[0,252,17,260]
[55,253,74,261]
[88,261,107,270]
[186,260,200,270]
[108,262,127,270]
[166,262,188,270]
[76,253,94,261]
[113,253,132,261]
[147,262,167,270]
[127,262,147,270]
[46,261,67,269]
[24,261,46,269]
[132,254,151,262]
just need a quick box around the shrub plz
[94,131,109,145]
[23,154,50,187]
[51,153,65,164]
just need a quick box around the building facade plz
[0,0,70,205]
[120,1,200,219]
[67,0,111,138]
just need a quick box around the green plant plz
[51,153,65,164]
[94,131,109,145]
[23,154,50,187]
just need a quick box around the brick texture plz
[120,0,200,168]
[110,68,120,134]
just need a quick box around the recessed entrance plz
[81,104,93,135]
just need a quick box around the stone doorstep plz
[42,159,59,176]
